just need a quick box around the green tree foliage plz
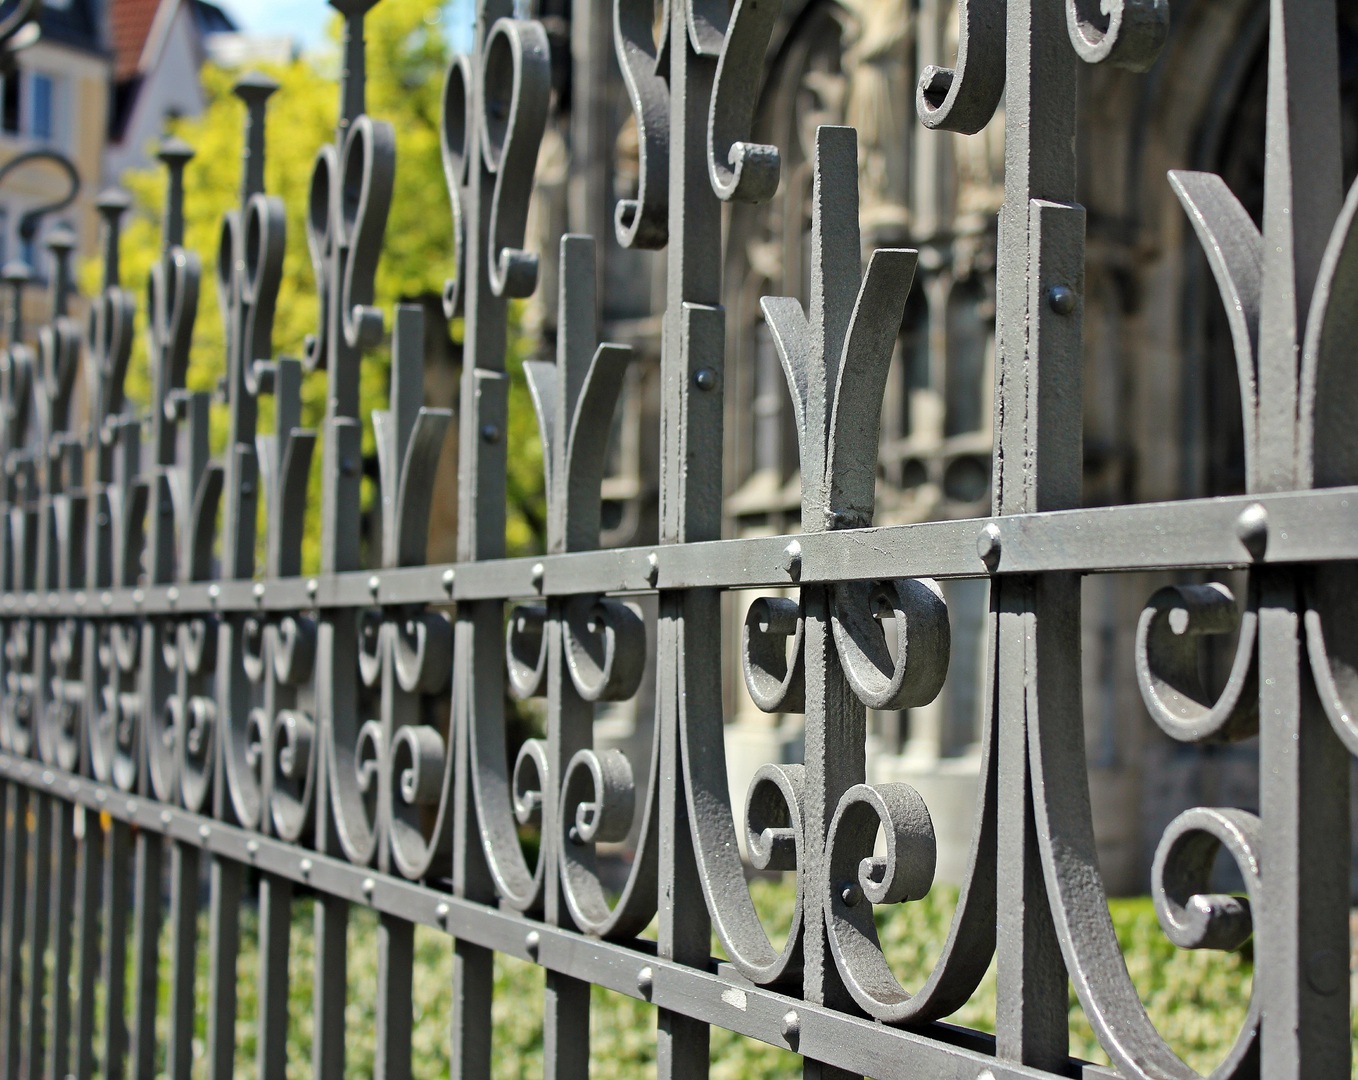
[105,0,547,570]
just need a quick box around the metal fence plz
[0,0,1352,1076]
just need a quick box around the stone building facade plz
[524,0,1358,893]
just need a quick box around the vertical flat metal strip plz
[205,856,242,1080]
[0,782,29,1076]
[375,912,414,1080]
[166,841,200,1080]
[256,873,292,1080]
[101,818,131,1080]
[22,792,52,1077]
[72,807,103,1080]
[47,797,75,1080]
[1257,571,1352,1078]
[130,831,165,1079]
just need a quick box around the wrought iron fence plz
[0,0,1353,1076]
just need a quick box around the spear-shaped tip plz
[157,136,195,170]
[233,70,279,104]
[95,188,131,289]
[2,260,32,287]
[44,225,76,256]
[158,138,194,249]
[94,188,132,221]
[327,0,381,18]
[45,224,76,317]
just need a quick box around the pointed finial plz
[2,259,30,345]
[157,138,194,251]
[234,72,277,203]
[330,0,382,136]
[95,188,132,290]
[44,224,75,318]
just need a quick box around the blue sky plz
[217,0,477,55]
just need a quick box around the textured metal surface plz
[0,0,1352,1077]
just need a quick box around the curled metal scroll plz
[831,578,950,712]
[481,19,551,299]
[741,596,805,713]
[1135,582,1258,744]
[612,0,670,248]
[706,0,781,203]
[915,0,1005,134]
[1065,0,1168,71]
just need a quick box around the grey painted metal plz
[0,0,1352,1077]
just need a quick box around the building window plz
[29,73,53,141]
[2,76,20,135]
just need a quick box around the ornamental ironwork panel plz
[0,0,1352,1078]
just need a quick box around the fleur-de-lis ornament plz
[685,126,950,1006]
[359,304,452,878]
[138,139,224,810]
[440,0,550,872]
[82,191,147,793]
[0,259,39,760]
[306,0,398,868]
[33,226,86,773]
[212,74,319,840]
[497,235,644,924]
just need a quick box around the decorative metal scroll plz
[0,0,1352,1079]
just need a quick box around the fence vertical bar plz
[47,797,75,1080]
[22,790,52,1077]
[165,841,199,1080]
[101,817,131,1080]
[0,781,29,1077]
[72,808,103,1080]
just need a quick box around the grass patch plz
[105,872,1351,1077]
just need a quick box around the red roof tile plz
[108,0,165,82]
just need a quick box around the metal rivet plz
[781,540,802,578]
[436,902,450,924]
[167,586,179,605]
[132,590,144,607]
[840,881,862,907]
[307,578,319,597]
[1306,948,1345,996]
[1235,502,1268,561]
[247,840,259,857]
[199,824,211,840]
[646,551,659,586]
[781,1010,800,1041]
[75,592,86,607]
[977,522,1002,571]
[127,800,139,815]
[531,563,545,591]
[693,367,718,391]
[300,858,312,878]
[1047,285,1076,315]
[637,966,653,997]
[480,423,501,444]
[160,810,172,826]
[362,877,376,898]
[369,575,381,595]
[525,930,540,959]
[253,582,266,601]
[442,568,456,593]
[42,770,53,785]
[47,593,58,607]
[208,584,220,602]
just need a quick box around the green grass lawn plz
[142,873,1325,1079]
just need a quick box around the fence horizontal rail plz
[0,749,1127,1080]
[2,485,1356,619]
